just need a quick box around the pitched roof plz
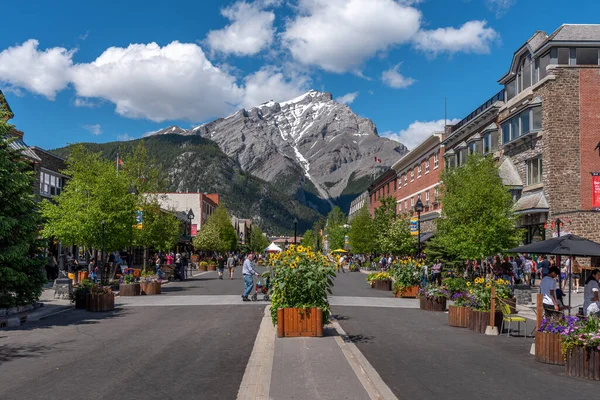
[0,90,14,121]
[8,138,42,162]
[548,24,600,42]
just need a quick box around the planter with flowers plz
[448,292,473,328]
[419,287,448,311]
[198,261,208,272]
[207,261,217,272]
[269,245,335,337]
[535,316,572,365]
[390,259,422,298]
[86,285,115,312]
[73,279,94,309]
[467,278,510,334]
[140,271,161,295]
[559,317,600,379]
[366,272,393,291]
[119,274,140,296]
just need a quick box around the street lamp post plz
[187,209,195,243]
[128,184,138,267]
[293,217,298,245]
[101,220,105,282]
[415,198,424,259]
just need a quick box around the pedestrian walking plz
[572,258,582,293]
[540,266,563,321]
[227,253,236,279]
[241,254,259,302]
[431,259,442,286]
[582,269,600,317]
[217,254,226,280]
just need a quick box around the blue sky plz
[1,0,598,150]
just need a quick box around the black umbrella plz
[507,234,600,257]
[507,234,600,315]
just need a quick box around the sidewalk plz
[237,307,397,400]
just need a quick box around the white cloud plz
[206,1,276,56]
[413,21,498,56]
[282,0,421,73]
[381,64,415,89]
[70,41,244,122]
[74,97,99,107]
[242,65,311,108]
[83,124,102,135]
[335,91,359,105]
[0,39,73,100]
[117,133,134,141]
[487,0,516,17]
[383,118,460,150]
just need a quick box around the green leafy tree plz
[325,206,347,251]
[301,229,317,249]
[373,196,397,253]
[435,154,521,261]
[41,145,135,254]
[193,206,237,253]
[0,119,46,308]
[134,200,181,253]
[379,218,416,256]
[193,221,222,252]
[249,225,270,253]
[348,205,376,254]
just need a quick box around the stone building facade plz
[348,191,369,220]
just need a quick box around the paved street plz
[1,269,599,400]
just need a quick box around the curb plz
[331,318,398,400]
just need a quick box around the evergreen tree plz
[0,117,45,308]
[435,154,522,261]
[325,206,347,251]
[249,225,270,253]
[348,205,376,254]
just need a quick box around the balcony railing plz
[451,89,505,132]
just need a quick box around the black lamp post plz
[293,217,298,245]
[187,209,195,239]
[415,198,424,259]
[128,185,138,266]
[101,220,105,277]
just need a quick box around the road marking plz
[237,306,274,400]
[331,318,398,400]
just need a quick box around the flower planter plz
[372,279,392,291]
[535,332,565,365]
[86,293,115,312]
[419,296,446,311]
[566,346,600,380]
[467,309,502,334]
[448,305,470,327]
[395,285,419,298]
[74,291,88,309]
[140,281,161,295]
[208,265,217,271]
[276,308,323,337]
[119,283,141,296]
[198,265,207,272]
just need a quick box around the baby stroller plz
[251,276,270,301]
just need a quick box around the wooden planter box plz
[119,283,141,296]
[372,279,392,291]
[198,265,207,272]
[277,308,323,337]
[535,332,565,365]
[86,293,115,312]
[448,305,470,327]
[566,346,600,380]
[208,265,217,271]
[467,309,502,334]
[394,285,419,298]
[74,291,88,309]
[419,296,446,311]
[140,281,161,295]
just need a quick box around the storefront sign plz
[410,217,419,236]
[593,173,600,211]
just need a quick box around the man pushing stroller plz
[241,253,260,302]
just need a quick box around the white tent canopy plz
[265,242,282,253]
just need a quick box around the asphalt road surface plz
[333,306,600,400]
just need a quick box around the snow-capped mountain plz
[156,90,407,212]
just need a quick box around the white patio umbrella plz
[264,242,283,253]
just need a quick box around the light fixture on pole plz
[187,209,195,238]
[415,198,424,259]
[101,220,105,281]
[128,185,138,267]
[293,217,298,245]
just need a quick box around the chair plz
[499,301,528,338]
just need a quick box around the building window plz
[434,187,439,202]
[505,79,516,101]
[526,156,543,185]
[410,169,414,181]
[40,171,63,197]
[501,106,542,144]
[425,190,430,203]
[410,197,414,207]
[558,48,570,65]
[417,164,422,178]
[393,180,396,192]
[434,152,439,169]
[538,52,550,80]
[425,158,430,173]
[404,200,408,210]
[521,111,531,135]
[404,175,408,186]
[533,107,542,130]
[576,48,598,65]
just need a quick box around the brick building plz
[392,132,444,236]
[154,192,219,237]
[368,169,397,216]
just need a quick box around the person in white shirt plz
[583,269,600,317]
[241,254,259,302]
[540,266,562,320]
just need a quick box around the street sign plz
[134,210,143,229]
[410,217,419,236]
